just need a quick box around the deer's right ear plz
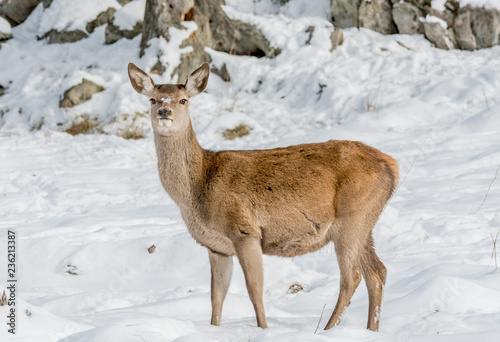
[128,63,155,97]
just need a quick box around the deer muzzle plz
[157,107,173,127]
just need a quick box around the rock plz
[117,0,134,5]
[393,2,423,34]
[330,27,344,51]
[331,0,361,29]
[86,7,116,34]
[0,0,42,26]
[211,63,230,82]
[359,0,397,35]
[41,29,89,44]
[423,21,456,50]
[466,6,500,49]
[105,21,142,44]
[60,79,105,108]
[454,11,475,51]
[404,0,431,14]
[444,0,459,13]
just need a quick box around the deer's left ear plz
[185,63,210,98]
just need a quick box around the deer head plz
[128,63,210,136]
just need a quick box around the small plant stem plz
[314,304,326,334]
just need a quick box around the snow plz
[113,0,146,31]
[0,16,11,34]
[433,0,500,11]
[420,15,448,30]
[1,0,500,341]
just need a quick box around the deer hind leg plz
[208,249,233,326]
[234,236,268,329]
[324,235,363,330]
[360,234,387,332]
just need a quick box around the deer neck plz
[153,122,205,206]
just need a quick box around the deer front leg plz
[208,249,233,326]
[234,236,268,329]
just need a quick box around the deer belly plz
[187,225,236,256]
[260,219,333,257]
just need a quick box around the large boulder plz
[466,5,500,49]
[60,79,105,108]
[359,0,396,35]
[393,2,423,34]
[331,0,361,28]
[453,11,475,51]
[0,0,43,26]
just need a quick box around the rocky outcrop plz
[359,0,396,34]
[60,79,105,108]
[328,0,500,51]
[393,2,423,34]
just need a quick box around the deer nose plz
[158,108,172,118]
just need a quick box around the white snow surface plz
[1,0,500,341]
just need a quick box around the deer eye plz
[180,99,187,105]
[150,99,156,104]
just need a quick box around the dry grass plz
[222,124,251,140]
[366,76,384,113]
[64,116,100,135]
[66,264,78,275]
[287,283,304,294]
[120,128,146,140]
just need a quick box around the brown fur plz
[128,62,399,331]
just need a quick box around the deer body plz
[129,62,398,331]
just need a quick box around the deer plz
[128,62,399,332]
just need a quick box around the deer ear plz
[185,63,210,98]
[128,63,155,97]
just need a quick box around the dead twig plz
[314,304,326,334]
[477,164,500,211]
[487,228,500,272]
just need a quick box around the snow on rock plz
[38,0,121,34]
[113,0,146,31]
[0,16,11,34]
[420,14,448,30]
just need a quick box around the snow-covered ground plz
[1,0,500,341]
